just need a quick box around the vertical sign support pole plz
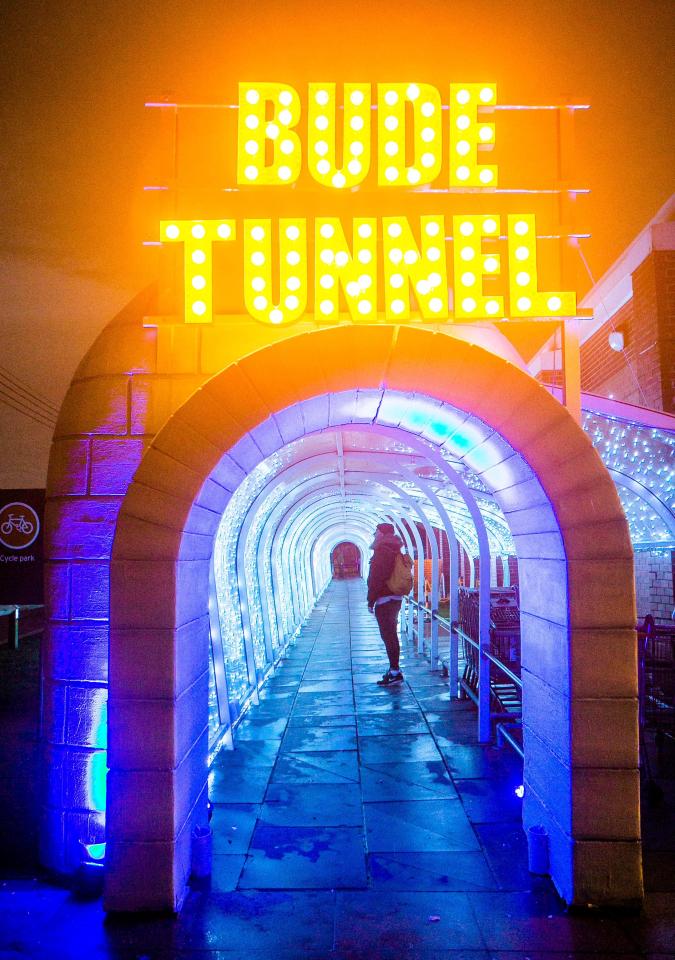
[558,103,582,424]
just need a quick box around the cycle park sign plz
[0,489,44,604]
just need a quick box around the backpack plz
[387,552,414,595]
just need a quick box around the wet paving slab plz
[2,579,674,959]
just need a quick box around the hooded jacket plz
[367,531,405,607]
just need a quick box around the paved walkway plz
[1,579,674,959]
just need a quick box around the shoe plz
[377,670,404,686]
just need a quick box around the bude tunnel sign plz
[158,82,579,328]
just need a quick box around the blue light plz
[84,842,106,861]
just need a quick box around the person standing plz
[367,523,409,686]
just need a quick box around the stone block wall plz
[635,549,675,622]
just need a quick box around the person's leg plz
[375,600,402,671]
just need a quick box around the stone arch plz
[103,324,638,911]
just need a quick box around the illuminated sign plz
[160,82,577,326]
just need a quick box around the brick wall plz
[634,550,675,623]
[579,251,675,413]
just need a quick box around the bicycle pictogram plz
[0,502,40,550]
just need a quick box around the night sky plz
[0,0,673,482]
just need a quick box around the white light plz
[347,159,362,175]
[407,168,421,184]
[479,86,494,103]
[346,281,360,297]
[420,101,435,117]
[251,251,265,266]
[244,164,258,180]
[456,89,470,105]
[357,299,372,314]
[421,127,435,142]
[479,168,494,184]
[251,226,265,241]
[429,297,443,312]
[317,159,330,175]
[350,141,364,156]
[285,295,299,310]
[320,224,335,239]
[428,272,442,287]
[245,90,259,105]
[391,298,405,314]
[192,275,206,290]
[253,295,267,310]
[483,218,498,234]
[484,256,499,273]
[192,249,206,264]
[407,83,420,100]
[548,296,563,312]
[332,172,347,188]
[385,141,399,156]
[516,271,530,286]
[315,140,329,156]
[315,89,330,106]
[515,245,529,261]
[335,251,349,267]
[357,224,372,239]
[350,90,365,106]
[459,221,474,237]
[425,222,440,237]
[320,249,334,265]
[384,90,398,106]
[319,274,334,289]
[319,300,334,315]
[485,299,500,315]
[403,250,418,265]
[461,272,476,286]
[285,225,300,241]
[245,115,259,130]
[192,300,206,315]
[390,273,404,288]
[462,297,476,312]
[416,279,430,295]
[270,308,283,324]
[517,296,532,310]
[286,276,301,291]
[479,125,493,142]
[456,115,470,130]
[165,224,180,239]
[460,247,475,262]
[384,116,398,131]
[358,273,372,289]
[278,109,292,125]
[315,115,329,131]
[514,220,529,235]
[245,140,258,155]
[385,166,398,182]
[387,223,402,238]
[456,165,470,180]
[389,248,403,264]
[421,152,435,168]
[286,251,301,266]
[358,249,372,264]
[280,138,294,155]
[266,122,280,140]
[350,116,364,131]
[251,277,265,291]
[427,246,441,261]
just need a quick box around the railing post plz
[449,623,459,698]
[478,577,491,743]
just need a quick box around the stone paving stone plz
[285,712,356,730]
[238,824,368,889]
[364,799,480,853]
[361,760,461,802]
[440,742,523,780]
[359,732,442,764]
[176,890,336,951]
[333,891,485,952]
[468,890,638,953]
[211,804,260,854]
[280,724,358,752]
[454,778,524,824]
[368,851,499,892]
[357,710,430,736]
[210,854,247,892]
[271,749,360,784]
[262,782,363,826]
[234,716,288,740]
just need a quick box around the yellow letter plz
[452,215,504,320]
[378,83,442,187]
[507,215,576,317]
[237,83,301,186]
[160,220,236,324]
[314,218,377,321]
[308,83,371,189]
[243,219,307,325]
[449,83,498,187]
[383,216,448,320]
